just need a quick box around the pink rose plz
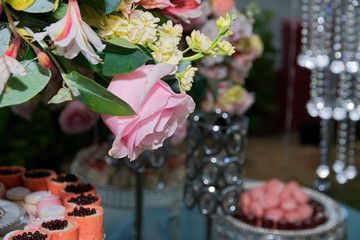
[59,100,99,134]
[170,121,188,146]
[101,63,195,161]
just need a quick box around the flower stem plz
[182,52,205,62]
[3,3,19,38]
[147,43,157,52]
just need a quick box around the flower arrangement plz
[0,0,250,161]
[184,0,263,115]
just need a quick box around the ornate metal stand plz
[184,110,249,240]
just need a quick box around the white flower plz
[128,10,160,45]
[0,55,27,94]
[34,0,105,64]
[152,36,183,65]
[176,65,197,93]
[99,15,130,39]
[218,40,235,55]
[158,20,183,39]
[186,30,213,54]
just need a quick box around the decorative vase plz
[184,110,249,216]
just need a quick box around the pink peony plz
[59,100,99,134]
[101,63,195,161]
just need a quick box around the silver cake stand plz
[0,200,25,237]
[213,181,346,240]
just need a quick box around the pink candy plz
[249,202,264,217]
[250,187,264,200]
[241,179,314,223]
[261,192,279,209]
[265,178,284,194]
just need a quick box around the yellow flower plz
[247,34,263,57]
[176,65,198,93]
[128,10,160,45]
[152,36,183,66]
[218,85,244,110]
[216,15,231,29]
[99,15,130,39]
[158,20,183,39]
[218,40,235,55]
[186,30,213,54]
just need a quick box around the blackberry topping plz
[52,173,78,183]
[68,194,99,205]
[12,231,47,240]
[64,183,93,194]
[42,219,68,231]
[67,206,97,217]
[25,170,50,178]
[0,169,20,175]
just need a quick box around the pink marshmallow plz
[250,187,265,201]
[298,204,313,220]
[241,191,251,214]
[36,195,62,216]
[279,186,292,200]
[292,187,309,204]
[265,178,284,194]
[261,192,280,209]
[281,199,298,212]
[249,202,264,218]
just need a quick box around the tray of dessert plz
[214,179,346,240]
[0,166,105,239]
[71,143,185,209]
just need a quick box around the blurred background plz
[0,0,359,212]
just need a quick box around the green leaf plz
[23,0,55,13]
[48,87,73,104]
[0,28,11,56]
[104,0,122,14]
[0,61,51,107]
[51,3,68,20]
[108,37,139,50]
[73,38,152,76]
[65,71,136,116]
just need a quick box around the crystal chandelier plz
[298,0,358,191]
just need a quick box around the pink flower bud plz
[37,51,51,69]
[4,37,21,58]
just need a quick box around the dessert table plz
[103,202,360,240]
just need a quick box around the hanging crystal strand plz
[298,0,314,69]
[330,0,346,75]
[333,120,349,184]
[344,119,358,180]
[317,0,334,119]
[314,119,332,192]
[353,1,360,119]
[306,0,330,118]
